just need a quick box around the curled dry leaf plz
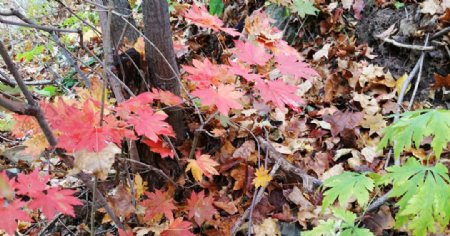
[71,143,121,180]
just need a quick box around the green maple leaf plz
[290,0,319,18]
[321,172,374,211]
[379,109,450,160]
[303,208,374,236]
[379,158,450,236]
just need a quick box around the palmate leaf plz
[379,109,450,159]
[303,208,374,236]
[321,172,374,211]
[290,0,319,18]
[379,158,450,236]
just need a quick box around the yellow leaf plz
[253,167,273,188]
[396,73,410,95]
[185,153,219,182]
[133,37,145,56]
[134,174,147,199]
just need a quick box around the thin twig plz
[119,157,177,186]
[50,32,91,87]
[257,137,323,190]
[408,34,430,109]
[232,159,281,235]
[90,176,97,236]
[379,37,434,51]
[430,26,450,40]
[0,17,79,33]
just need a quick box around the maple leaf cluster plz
[12,87,180,159]
[0,170,82,235]
[182,8,319,115]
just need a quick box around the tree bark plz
[105,0,139,46]
[142,0,185,142]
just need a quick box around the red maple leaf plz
[183,3,240,37]
[28,187,83,220]
[140,189,176,222]
[182,58,233,87]
[275,54,318,79]
[254,78,304,110]
[13,169,49,198]
[117,92,156,116]
[150,88,183,106]
[161,218,195,236]
[142,139,175,159]
[0,199,31,235]
[234,40,272,66]
[227,61,262,82]
[186,191,218,225]
[43,99,125,152]
[192,84,243,115]
[127,108,174,142]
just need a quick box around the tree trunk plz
[142,0,186,142]
[106,0,139,46]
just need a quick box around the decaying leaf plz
[71,143,121,180]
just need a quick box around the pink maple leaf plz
[234,40,272,66]
[275,54,319,79]
[186,191,218,225]
[227,61,262,82]
[254,78,304,110]
[14,169,49,198]
[128,107,174,142]
[192,84,243,115]
[142,139,175,159]
[28,187,82,220]
[0,199,31,235]
[140,189,176,222]
[161,218,195,236]
[182,58,234,87]
[183,4,240,37]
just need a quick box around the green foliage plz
[290,0,319,18]
[0,112,14,132]
[379,109,450,159]
[34,85,57,97]
[303,208,374,236]
[321,172,374,211]
[379,158,450,236]
[16,45,45,63]
[209,0,224,16]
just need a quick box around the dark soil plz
[356,3,450,106]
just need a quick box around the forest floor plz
[0,0,449,235]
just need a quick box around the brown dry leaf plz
[230,164,247,191]
[382,100,398,114]
[22,133,48,157]
[286,186,313,208]
[253,218,281,236]
[361,146,382,163]
[375,24,397,39]
[361,113,387,136]
[108,185,135,219]
[321,163,344,181]
[323,111,363,137]
[71,143,120,180]
[213,201,238,215]
[233,140,255,159]
[432,73,450,89]
[359,64,385,87]
[313,43,331,61]
[353,93,380,116]
[420,0,443,15]
[363,205,395,235]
